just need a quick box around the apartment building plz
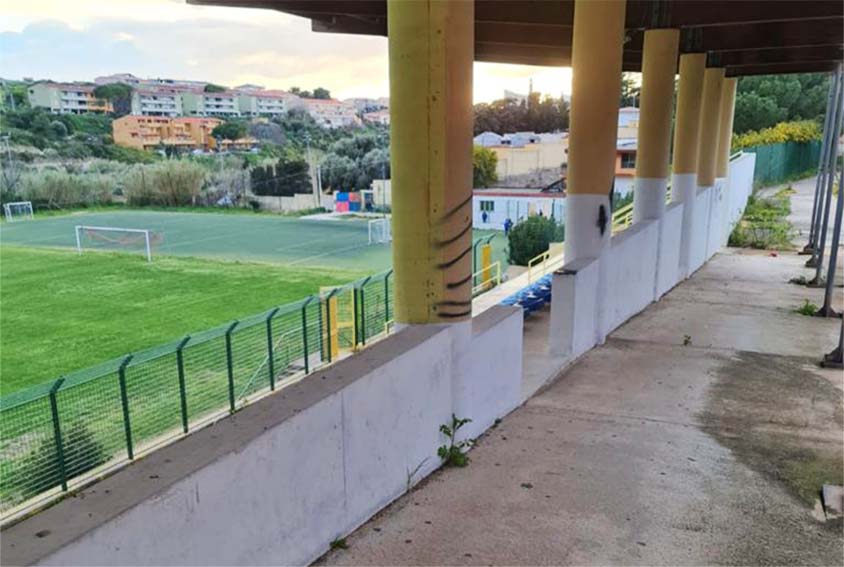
[303,98,360,128]
[362,109,390,126]
[27,82,112,114]
[130,87,184,117]
[182,90,241,118]
[238,90,303,117]
[112,115,221,151]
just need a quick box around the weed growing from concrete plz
[438,414,473,467]
[330,538,348,551]
[795,299,819,316]
[683,335,692,346]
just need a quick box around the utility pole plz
[304,133,320,208]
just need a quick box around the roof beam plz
[726,61,840,77]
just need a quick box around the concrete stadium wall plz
[3,307,524,567]
[550,153,754,362]
[689,186,713,274]
[656,202,684,298]
[605,220,659,333]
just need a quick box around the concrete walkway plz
[318,186,843,566]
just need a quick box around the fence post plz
[384,269,393,327]
[325,289,339,363]
[117,355,135,460]
[317,294,325,362]
[302,296,314,374]
[48,378,68,492]
[176,336,191,434]
[225,322,239,413]
[265,308,280,391]
[358,276,372,345]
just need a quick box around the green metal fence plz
[0,270,394,521]
[745,140,822,186]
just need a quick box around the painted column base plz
[632,177,668,223]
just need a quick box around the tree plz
[619,73,640,107]
[312,87,331,100]
[93,83,133,116]
[473,95,569,136]
[211,121,248,141]
[507,215,561,266]
[204,83,226,93]
[275,153,312,195]
[473,146,498,188]
[733,73,830,134]
[321,153,358,190]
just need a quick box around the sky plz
[0,0,573,103]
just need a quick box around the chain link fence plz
[745,140,822,187]
[0,270,394,523]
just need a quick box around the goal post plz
[75,225,159,262]
[368,218,392,245]
[3,201,34,222]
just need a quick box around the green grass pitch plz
[0,210,507,394]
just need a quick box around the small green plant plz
[329,538,348,551]
[683,335,692,346]
[795,299,818,316]
[437,414,473,468]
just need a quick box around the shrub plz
[507,215,563,266]
[731,120,822,151]
[5,422,108,500]
[125,161,205,206]
[728,194,794,249]
[21,170,115,209]
[473,146,498,188]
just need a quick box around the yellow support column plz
[716,78,738,180]
[388,0,474,324]
[633,28,680,223]
[565,0,626,262]
[671,53,706,275]
[697,67,725,189]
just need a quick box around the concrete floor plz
[317,183,844,566]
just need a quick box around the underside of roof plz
[188,0,843,76]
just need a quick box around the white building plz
[130,87,183,117]
[182,90,241,118]
[362,109,390,126]
[474,131,504,147]
[303,99,360,128]
[238,90,303,117]
[473,188,566,231]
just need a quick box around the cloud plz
[0,2,572,102]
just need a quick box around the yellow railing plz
[472,261,501,296]
[527,247,565,283]
[611,201,634,232]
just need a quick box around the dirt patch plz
[701,351,843,510]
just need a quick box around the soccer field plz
[0,246,366,394]
[0,210,508,271]
[0,210,508,394]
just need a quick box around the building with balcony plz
[112,115,221,151]
[302,98,360,128]
[130,87,184,117]
[181,90,241,118]
[362,109,390,125]
[238,90,303,117]
[27,82,112,114]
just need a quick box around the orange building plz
[112,115,222,151]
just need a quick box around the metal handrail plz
[472,261,501,296]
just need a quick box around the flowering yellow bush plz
[731,120,822,151]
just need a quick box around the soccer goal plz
[368,218,392,245]
[75,225,162,262]
[3,201,34,222]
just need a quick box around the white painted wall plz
[689,186,713,274]
[8,308,524,567]
[473,195,565,230]
[606,220,659,333]
[655,202,684,298]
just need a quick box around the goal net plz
[3,201,34,222]
[75,225,163,262]
[368,218,392,245]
